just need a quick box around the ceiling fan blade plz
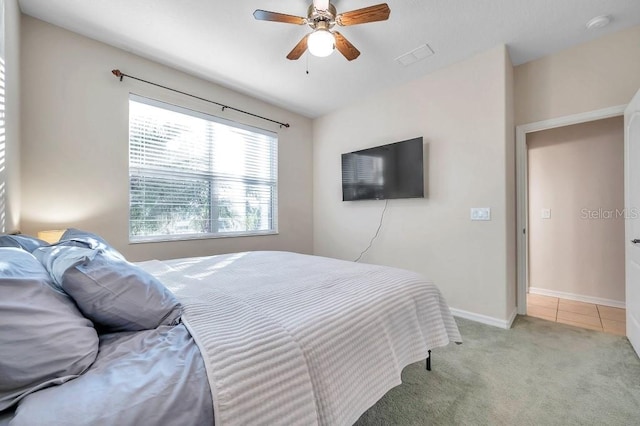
[253,9,306,25]
[287,34,309,60]
[336,3,391,26]
[334,32,360,61]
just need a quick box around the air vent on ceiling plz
[395,44,434,67]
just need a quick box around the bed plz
[0,230,461,425]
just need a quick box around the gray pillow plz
[0,248,99,411]
[0,234,48,253]
[59,228,124,260]
[33,245,99,293]
[61,251,182,332]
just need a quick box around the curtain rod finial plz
[112,69,123,81]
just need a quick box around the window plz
[0,0,5,233]
[128,95,278,242]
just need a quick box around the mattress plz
[139,251,461,426]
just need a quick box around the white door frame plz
[515,105,627,315]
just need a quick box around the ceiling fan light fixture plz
[307,28,335,57]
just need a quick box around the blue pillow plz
[59,250,182,332]
[0,234,48,253]
[0,248,99,411]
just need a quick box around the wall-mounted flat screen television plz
[341,137,424,201]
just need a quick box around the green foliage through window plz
[128,95,278,241]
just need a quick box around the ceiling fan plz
[253,0,391,61]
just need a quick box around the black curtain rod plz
[111,69,290,128]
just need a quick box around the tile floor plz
[526,293,626,336]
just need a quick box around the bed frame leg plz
[426,350,431,371]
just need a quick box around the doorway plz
[515,105,627,334]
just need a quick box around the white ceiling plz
[18,0,640,118]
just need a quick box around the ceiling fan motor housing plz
[308,3,337,29]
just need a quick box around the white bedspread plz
[138,251,461,426]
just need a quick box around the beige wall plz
[313,45,516,323]
[17,14,637,322]
[515,25,640,125]
[504,48,517,318]
[20,16,313,261]
[528,116,624,303]
[3,0,20,232]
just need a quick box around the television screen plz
[341,137,424,201]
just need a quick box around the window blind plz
[128,94,277,241]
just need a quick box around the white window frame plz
[128,94,278,243]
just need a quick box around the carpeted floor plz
[355,315,640,426]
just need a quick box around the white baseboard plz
[528,287,625,309]
[450,307,518,330]
[506,307,518,328]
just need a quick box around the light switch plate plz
[471,207,491,221]
[541,208,551,219]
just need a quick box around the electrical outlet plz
[470,208,491,221]
[541,208,551,219]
